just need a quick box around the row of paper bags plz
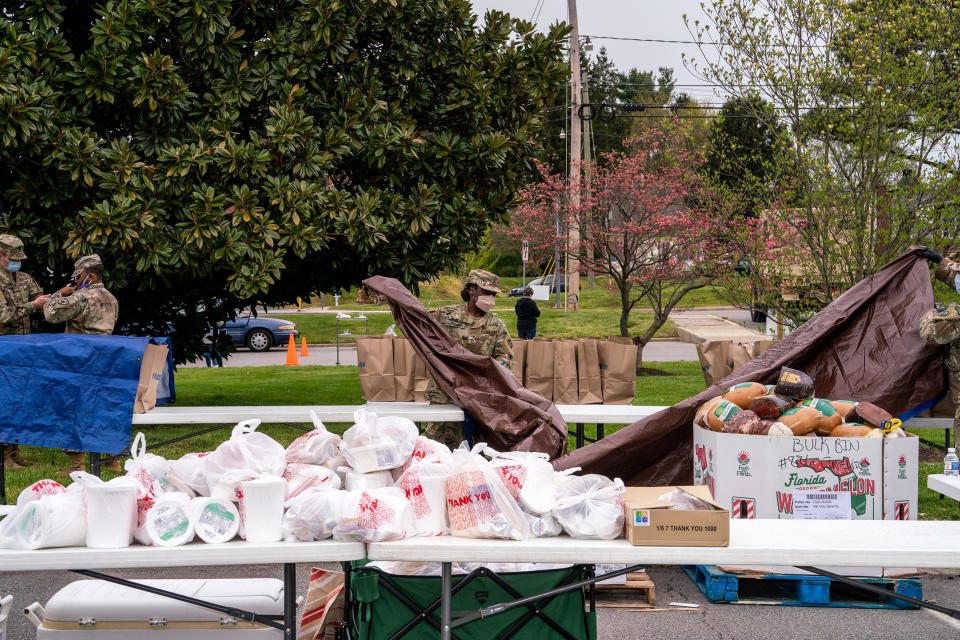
[357,337,638,405]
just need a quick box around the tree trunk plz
[619,285,632,337]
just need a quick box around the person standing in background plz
[44,253,121,475]
[514,286,540,339]
[0,234,50,469]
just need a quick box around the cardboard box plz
[692,428,919,576]
[623,485,730,547]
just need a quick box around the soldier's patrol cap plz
[466,269,502,294]
[72,254,103,278]
[0,234,26,260]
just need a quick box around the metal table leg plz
[90,452,101,478]
[440,561,452,640]
[0,442,6,504]
[576,423,584,449]
[597,424,604,440]
[284,563,297,640]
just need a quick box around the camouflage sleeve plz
[0,297,30,325]
[919,305,960,345]
[26,274,42,302]
[43,292,86,324]
[492,320,514,371]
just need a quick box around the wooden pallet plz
[595,571,657,608]
[682,565,921,609]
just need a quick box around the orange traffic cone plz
[284,334,299,366]
[300,337,311,357]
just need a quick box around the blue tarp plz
[0,334,174,454]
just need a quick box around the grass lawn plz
[273,308,676,343]
[5,362,951,523]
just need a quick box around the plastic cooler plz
[28,579,283,638]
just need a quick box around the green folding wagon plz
[343,563,598,640]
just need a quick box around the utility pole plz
[582,68,594,289]
[566,0,581,310]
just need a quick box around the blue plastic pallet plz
[682,565,921,609]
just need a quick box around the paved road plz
[3,564,959,639]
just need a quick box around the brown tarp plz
[363,276,568,458]
[554,247,947,484]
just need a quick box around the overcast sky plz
[469,0,719,102]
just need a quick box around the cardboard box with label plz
[623,486,729,547]
[692,428,919,576]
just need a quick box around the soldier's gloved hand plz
[918,246,944,263]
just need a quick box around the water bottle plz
[944,447,960,476]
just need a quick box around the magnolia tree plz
[511,121,720,367]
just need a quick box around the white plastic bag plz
[0,491,88,549]
[333,487,416,542]
[553,474,625,540]
[283,463,341,501]
[167,452,212,496]
[393,456,450,536]
[485,448,557,515]
[403,436,453,471]
[340,407,417,473]
[124,432,170,484]
[339,467,394,492]
[124,434,164,545]
[282,489,344,541]
[525,511,562,537]
[285,411,342,465]
[16,479,66,507]
[203,419,286,500]
[446,443,527,540]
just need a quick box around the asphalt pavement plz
[3,564,960,639]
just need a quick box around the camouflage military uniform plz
[424,271,514,449]
[44,283,119,334]
[0,270,42,335]
[43,254,118,335]
[919,258,960,439]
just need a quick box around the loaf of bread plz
[722,382,768,410]
[829,400,858,419]
[829,423,874,438]
[705,399,742,431]
[799,398,843,435]
[694,396,724,429]
[778,406,820,435]
[774,366,815,401]
[749,394,794,419]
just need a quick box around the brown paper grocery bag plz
[576,339,603,404]
[356,336,396,401]
[133,342,169,413]
[392,337,416,402]
[524,339,555,401]
[511,339,527,385]
[413,355,430,402]
[696,340,776,387]
[597,340,638,404]
[553,340,579,404]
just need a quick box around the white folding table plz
[927,473,960,502]
[0,540,365,640]
[367,520,960,640]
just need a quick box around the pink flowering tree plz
[512,120,722,367]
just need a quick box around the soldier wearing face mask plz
[0,234,50,470]
[918,247,960,448]
[423,269,514,449]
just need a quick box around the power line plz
[582,34,828,48]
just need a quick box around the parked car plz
[508,275,571,296]
[218,315,300,352]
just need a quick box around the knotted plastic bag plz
[283,463,342,501]
[333,487,416,542]
[446,443,527,540]
[282,488,344,542]
[203,420,286,500]
[340,407,417,473]
[285,411,342,465]
[402,436,453,472]
[167,452,212,496]
[484,447,557,515]
[553,474,625,540]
